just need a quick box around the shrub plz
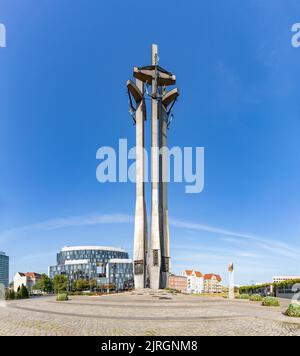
[5,289,16,300]
[285,303,300,317]
[262,297,280,307]
[20,285,29,299]
[56,293,68,302]
[240,294,250,300]
[165,288,181,294]
[16,285,29,299]
[235,295,241,299]
[249,294,263,302]
[69,291,83,296]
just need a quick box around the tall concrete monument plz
[126,78,148,289]
[127,44,179,290]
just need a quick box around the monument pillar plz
[127,79,148,289]
[149,44,161,290]
[159,103,170,289]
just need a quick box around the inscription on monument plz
[134,260,144,275]
[153,250,159,267]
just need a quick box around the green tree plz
[16,284,29,299]
[53,275,68,294]
[5,289,15,300]
[16,286,21,299]
[20,284,29,298]
[34,274,53,293]
[73,279,89,292]
[89,279,97,291]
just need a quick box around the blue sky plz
[0,0,300,285]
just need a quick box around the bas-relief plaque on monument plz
[153,250,159,266]
[134,260,144,275]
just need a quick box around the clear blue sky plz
[0,0,300,285]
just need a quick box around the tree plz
[20,284,29,299]
[73,279,89,292]
[5,289,15,300]
[34,274,53,293]
[16,284,29,299]
[89,279,97,291]
[16,286,21,299]
[53,275,68,294]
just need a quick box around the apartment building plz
[14,272,41,292]
[181,270,204,294]
[204,274,222,293]
[168,274,188,293]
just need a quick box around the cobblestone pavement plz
[1,290,300,336]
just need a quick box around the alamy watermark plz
[0,23,6,48]
[96,139,204,194]
[0,283,6,307]
[291,283,300,305]
[291,23,300,48]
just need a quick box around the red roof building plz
[181,270,204,294]
[13,272,42,292]
[204,274,222,293]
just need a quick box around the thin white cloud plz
[1,213,298,262]
[169,217,300,260]
[0,213,133,243]
[9,251,57,267]
[173,244,265,260]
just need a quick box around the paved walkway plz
[0,291,300,336]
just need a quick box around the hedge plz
[262,297,280,307]
[249,294,263,302]
[285,303,300,317]
[239,279,300,296]
[56,293,68,301]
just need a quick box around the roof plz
[61,246,125,253]
[24,272,41,278]
[204,274,222,282]
[194,271,203,278]
[17,272,41,278]
[183,270,203,277]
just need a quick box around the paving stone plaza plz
[1,291,300,336]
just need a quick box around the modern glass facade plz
[108,259,134,291]
[49,246,133,291]
[0,252,9,288]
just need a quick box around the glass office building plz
[0,252,9,288]
[49,246,133,291]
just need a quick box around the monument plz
[127,44,179,290]
[228,262,235,300]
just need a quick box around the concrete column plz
[149,44,161,290]
[133,79,148,289]
[159,104,170,289]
